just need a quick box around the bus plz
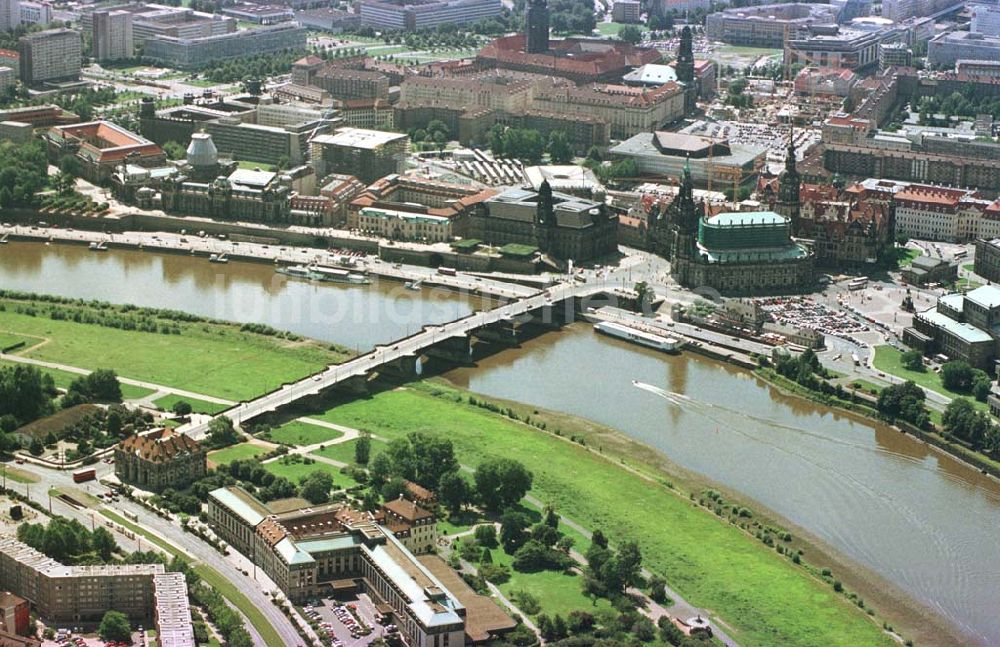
[847,278,868,291]
[72,468,96,483]
[437,266,456,276]
[954,250,968,260]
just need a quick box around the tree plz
[67,369,122,403]
[300,470,334,504]
[92,526,116,562]
[876,380,928,427]
[973,373,993,402]
[98,610,131,643]
[473,524,498,548]
[29,437,44,456]
[368,452,392,488]
[106,407,123,437]
[381,476,408,502]
[618,25,643,45]
[547,130,573,164]
[474,458,533,512]
[900,349,925,372]
[438,471,468,514]
[648,574,668,603]
[207,417,240,448]
[171,400,193,417]
[162,141,186,160]
[634,281,653,311]
[941,361,975,391]
[499,510,530,553]
[355,432,371,465]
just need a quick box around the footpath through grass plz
[872,346,988,412]
[207,444,267,465]
[316,382,893,647]
[0,295,348,400]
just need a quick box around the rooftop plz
[209,486,270,528]
[705,211,788,228]
[965,285,1000,311]
[917,309,994,344]
[311,127,408,150]
[117,428,204,464]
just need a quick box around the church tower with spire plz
[675,26,697,114]
[667,159,702,284]
[775,128,802,235]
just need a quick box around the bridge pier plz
[377,354,420,380]
[473,320,522,347]
[424,335,473,365]
[330,373,370,396]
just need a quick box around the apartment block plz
[93,9,134,62]
[310,127,409,183]
[18,1,50,25]
[358,0,501,30]
[142,23,306,69]
[0,0,19,32]
[18,28,81,85]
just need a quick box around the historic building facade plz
[114,428,207,493]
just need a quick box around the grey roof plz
[209,486,269,527]
[610,133,765,168]
[966,285,1000,310]
[706,211,788,227]
[918,309,993,344]
[622,63,678,85]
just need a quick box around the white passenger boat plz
[594,321,682,353]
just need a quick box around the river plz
[2,241,998,645]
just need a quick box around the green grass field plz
[263,456,357,489]
[896,248,921,267]
[872,346,987,412]
[316,383,893,647]
[0,298,346,400]
[208,444,267,465]
[1,358,152,400]
[1,464,39,483]
[595,21,647,36]
[311,437,386,465]
[154,394,230,415]
[0,332,31,351]
[121,383,157,401]
[269,420,343,446]
[962,263,975,273]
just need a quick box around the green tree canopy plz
[98,610,131,643]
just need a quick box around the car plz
[312,375,322,382]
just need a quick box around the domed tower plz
[525,0,550,54]
[676,26,697,114]
[775,128,802,235]
[184,132,222,181]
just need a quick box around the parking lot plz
[303,592,401,647]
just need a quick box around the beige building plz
[208,489,469,647]
[0,537,194,646]
[18,28,81,85]
[93,9,133,62]
[310,127,409,183]
[114,428,207,493]
[381,497,437,555]
[400,74,535,113]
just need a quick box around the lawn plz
[121,383,157,401]
[596,21,647,36]
[872,346,987,412]
[715,44,784,57]
[1,464,39,483]
[268,420,343,446]
[208,444,267,465]
[311,437,386,465]
[154,394,230,415]
[0,359,79,390]
[0,332,31,352]
[263,456,357,489]
[962,263,976,273]
[895,248,921,267]
[316,383,894,647]
[0,297,346,400]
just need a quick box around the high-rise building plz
[18,28,81,85]
[971,3,1000,36]
[18,0,50,25]
[93,9,134,62]
[524,0,549,54]
[0,0,20,31]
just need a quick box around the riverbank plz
[303,378,920,647]
[0,291,351,400]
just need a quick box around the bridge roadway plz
[184,281,621,439]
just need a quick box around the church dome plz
[186,133,218,169]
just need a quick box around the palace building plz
[114,428,207,493]
[664,161,814,294]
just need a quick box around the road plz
[11,461,305,647]
[182,280,625,438]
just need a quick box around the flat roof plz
[312,128,408,149]
[418,554,516,643]
[209,486,269,527]
[965,285,1000,310]
[706,211,787,227]
[918,309,993,344]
